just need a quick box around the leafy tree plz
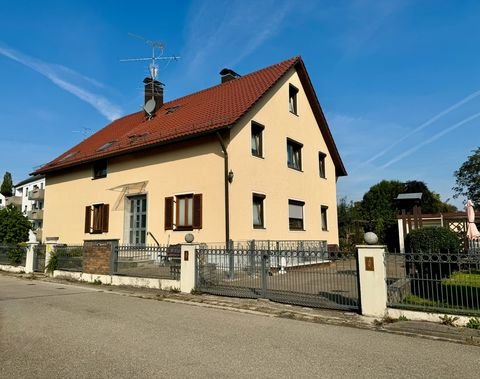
[361,180,404,245]
[404,181,456,213]
[337,198,365,252]
[453,147,480,204]
[0,171,13,197]
[0,205,31,243]
[360,180,455,251]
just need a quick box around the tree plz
[0,205,31,243]
[361,180,404,250]
[453,147,480,204]
[337,198,365,252]
[360,179,454,251]
[0,171,13,197]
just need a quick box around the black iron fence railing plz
[0,244,27,267]
[196,247,359,311]
[386,251,480,316]
[54,245,84,272]
[113,244,181,280]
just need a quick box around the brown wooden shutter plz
[84,206,91,233]
[102,204,109,233]
[165,197,174,230]
[193,193,202,229]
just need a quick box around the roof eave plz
[33,124,232,176]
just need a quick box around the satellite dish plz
[144,98,156,115]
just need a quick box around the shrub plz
[406,227,462,254]
[466,317,480,329]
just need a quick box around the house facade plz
[36,57,346,247]
[9,175,46,242]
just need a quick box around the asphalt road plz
[1,275,479,378]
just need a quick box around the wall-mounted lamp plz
[228,169,234,183]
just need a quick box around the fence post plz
[45,237,59,274]
[356,244,388,317]
[180,244,198,293]
[24,243,37,273]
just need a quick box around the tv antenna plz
[72,127,92,138]
[121,33,180,80]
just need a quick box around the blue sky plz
[1,0,479,208]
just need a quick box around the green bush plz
[7,246,25,265]
[406,227,462,253]
[466,317,480,329]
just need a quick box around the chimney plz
[143,77,164,116]
[219,68,241,83]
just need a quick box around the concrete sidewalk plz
[3,271,480,347]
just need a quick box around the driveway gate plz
[196,247,360,311]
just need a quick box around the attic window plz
[97,140,117,152]
[59,151,79,162]
[165,105,181,114]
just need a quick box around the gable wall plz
[228,68,340,244]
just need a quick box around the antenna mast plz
[121,33,180,82]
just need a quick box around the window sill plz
[253,226,266,230]
[289,111,299,117]
[174,227,194,231]
[251,154,264,160]
[92,176,107,180]
[287,166,303,172]
[289,229,306,232]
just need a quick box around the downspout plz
[216,132,230,248]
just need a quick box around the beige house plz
[36,57,347,246]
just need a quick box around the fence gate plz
[33,244,46,272]
[196,247,360,311]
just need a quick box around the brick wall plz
[83,240,118,275]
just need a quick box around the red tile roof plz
[36,56,346,176]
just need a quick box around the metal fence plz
[196,247,359,311]
[205,240,328,251]
[0,244,27,266]
[33,244,46,272]
[54,245,84,272]
[386,251,480,316]
[113,244,181,280]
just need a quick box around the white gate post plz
[24,243,37,273]
[357,244,388,317]
[45,237,59,274]
[180,244,198,293]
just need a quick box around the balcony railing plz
[27,209,44,220]
[5,196,22,208]
[28,188,45,201]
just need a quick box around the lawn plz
[442,272,480,288]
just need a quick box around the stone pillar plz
[357,245,388,317]
[180,244,198,293]
[24,243,37,274]
[45,237,59,273]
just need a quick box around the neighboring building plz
[36,57,347,246]
[0,193,5,209]
[12,175,46,242]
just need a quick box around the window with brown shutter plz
[164,197,174,230]
[84,203,109,234]
[165,193,203,231]
[193,194,202,229]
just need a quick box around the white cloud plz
[182,1,291,76]
[0,43,122,121]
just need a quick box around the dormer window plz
[289,84,298,115]
[93,160,107,179]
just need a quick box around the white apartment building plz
[11,175,46,242]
